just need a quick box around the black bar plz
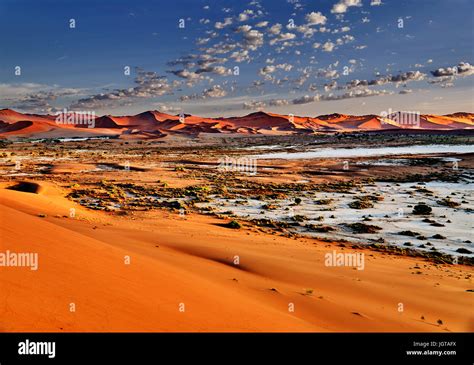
[0,333,471,364]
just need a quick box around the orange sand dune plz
[334,115,385,130]
[1,109,473,139]
[0,109,120,138]
[424,115,473,129]
[1,181,472,332]
[0,109,56,124]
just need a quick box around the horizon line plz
[2,107,473,120]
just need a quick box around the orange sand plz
[0,182,472,332]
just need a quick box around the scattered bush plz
[412,203,432,215]
[225,220,241,229]
[346,223,382,234]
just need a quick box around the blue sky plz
[1,0,473,116]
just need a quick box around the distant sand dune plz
[0,108,472,140]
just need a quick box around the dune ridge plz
[0,108,472,140]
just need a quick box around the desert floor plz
[0,134,472,332]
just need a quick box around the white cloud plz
[345,70,426,89]
[293,95,320,104]
[215,17,233,29]
[295,25,316,38]
[230,49,250,62]
[0,83,88,113]
[255,21,269,27]
[238,10,254,22]
[318,68,339,79]
[202,85,227,98]
[268,99,289,106]
[324,81,338,91]
[321,88,393,100]
[331,0,362,14]
[171,69,203,82]
[335,34,355,45]
[196,37,210,45]
[238,26,264,50]
[431,62,474,77]
[305,12,327,25]
[259,65,276,76]
[268,23,282,35]
[72,69,176,110]
[322,41,336,52]
[243,100,266,109]
[269,32,296,45]
[276,63,293,71]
